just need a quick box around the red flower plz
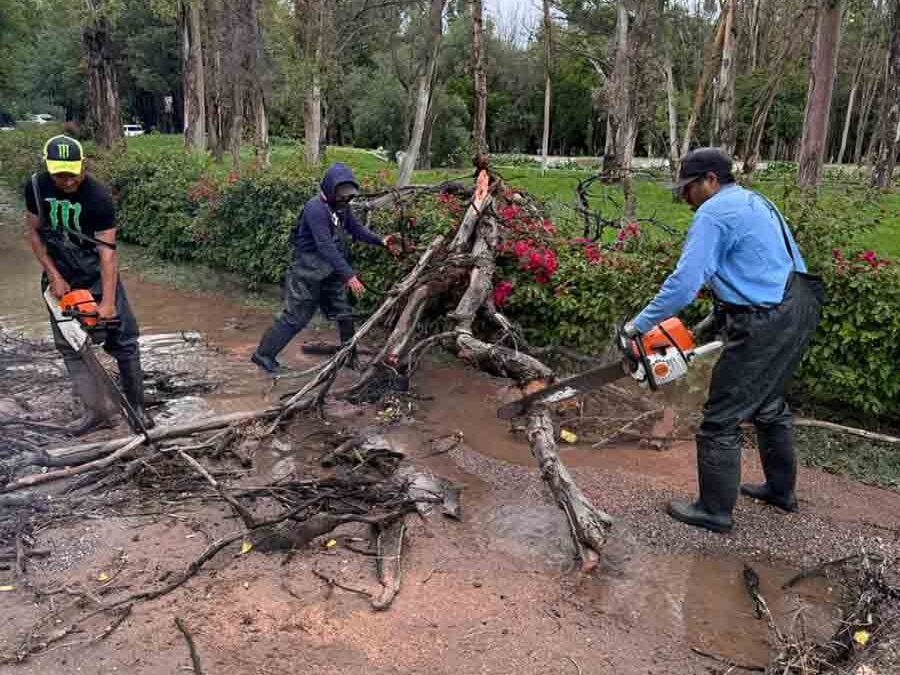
[513,240,531,258]
[584,245,601,265]
[542,219,556,235]
[492,280,513,307]
[499,204,521,222]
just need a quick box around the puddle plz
[581,549,839,666]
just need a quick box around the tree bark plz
[205,0,224,162]
[250,0,270,168]
[872,0,900,188]
[297,0,325,168]
[797,0,844,190]
[837,60,863,165]
[681,13,726,156]
[541,0,552,171]
[181,0,207,153]
[604,0,630,173]
[716,0,738,155]
[470,0,487,155]
[854,66,880,164]
[663,51,679,180]
[749,0,763,72]
[397,0,446,187]
[83,1,124,150]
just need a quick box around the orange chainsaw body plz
[631,318,697,387]
[59,289,100,329]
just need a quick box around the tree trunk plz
[716,0,738,155]
[541,0,552,171]
[854,68,880,164]
[749,0,762,72]
[250,0,269,168]
[83,2,124,150]
[797,0,844,190]
[470,0,487,155]
[837,62,863,165]
[297,0,325,167]
[872,0,900,188]
[662,53,679,181]
[605,0,630,172]
[205,0,224,162]
[681,14,726,155]
[181,0,207,153]
[397,0,446,188]
[229,82,243,174]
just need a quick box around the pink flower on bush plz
[498,204,521,222]
[584,244,602,265]
[542,218,556,235]
[492,280,513,307]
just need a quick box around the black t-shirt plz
[25,172,116,287]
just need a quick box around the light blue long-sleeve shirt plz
[632,184,806,333]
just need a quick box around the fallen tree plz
[2,158,614,569]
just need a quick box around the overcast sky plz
[485,0,540,41]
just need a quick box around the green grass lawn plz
[110,134,900,257]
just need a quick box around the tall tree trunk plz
[749,0,762,72]
[541,0,552,171]
[83,1,123,150]
[181,0,207,153]
[205,0,224,162]
[397,0,446,188]
[872,0,900,188]
[605,0,630,172]
[837,58,864,165]
[854,68,880,164]
[470,0,487,155]
[716,0,737,154]
[419,97,436,169]
[797,0,844,190]
[663,51,679,180]
[250,0,269,168]
[681,13,727,155]
[297,0,325,168]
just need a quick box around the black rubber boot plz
[64,358,117,437]
[251,321,297,374]
[741,407,798,512]
[337,317,360,370]
[667,436,739,533]
[118,356,155,431]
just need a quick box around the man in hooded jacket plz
[251,163,399,373]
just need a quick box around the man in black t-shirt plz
[25,135,153,435]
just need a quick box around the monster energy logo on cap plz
[43,135,84,175]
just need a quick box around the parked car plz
[0,111,14,131]
[123,123,144,137]
[24,113,54,124]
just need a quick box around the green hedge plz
[0,129,897,418]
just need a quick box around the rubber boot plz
[251,321,297,374]
[337,317,360,370]
[741,422,798,512]
[667,435,739,533]
[118,356,155,431]
[64,358,117,437]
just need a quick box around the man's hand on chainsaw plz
[97,300,117,320]
[383,233,403,258]
[49,274,71,300]
[621,321,640,339]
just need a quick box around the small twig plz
[311,566,372,598]
[174,617,204,675]
[174,448,256,528]
[15,532,26,579]
[782,553,884,589]
[565,655,582,675]
[690,646,765,672]
[590,408,664,448]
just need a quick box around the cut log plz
[527,408,613,571]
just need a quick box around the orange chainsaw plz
[496,316,723,420]
[44,288,148,435]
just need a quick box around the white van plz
[123,124,144,137]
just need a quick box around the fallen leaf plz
[240,540,253,555]
[0,586,15,592]
[325,539,337,549]
[97,572,110,582]
[853,630,871,646]
[560,429,578,444]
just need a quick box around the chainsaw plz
[496,316,723,420]
[44,288,148,435]
[58,289,122,344]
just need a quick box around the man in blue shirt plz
[251,164,400,373]
[625,148,823,533]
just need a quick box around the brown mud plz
[2,190,898,674]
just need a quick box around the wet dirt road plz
[3,189,899,675]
